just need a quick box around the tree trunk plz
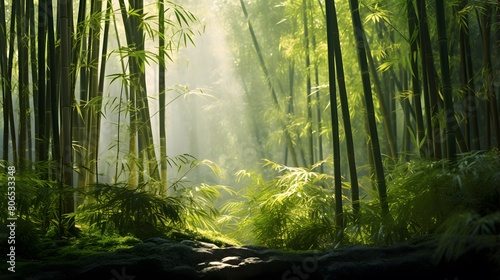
[17,0,29,168]
[84,0,103,192]
[407,0,426,156]
[73,0,88,207]
[458,0,480,150]
[303,0,314,166]
[240,0,299,167]
[325,0,343,230]
[348,0,389,217]
[158,0,168,195]
[47,0,60,173]
[58,0,74,230]
[435,0,458,159]
[417,0,442,158]
[312,32,324,172]
[326,0,360,217]
[27,0,36,163]
[0,0,8,160]
[479,9,500,149]
[364,41,397,159]
[5,1,18,163]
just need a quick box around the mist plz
[91,1,262,188]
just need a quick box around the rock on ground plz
[10,237,500,280]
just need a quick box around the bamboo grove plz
[1,0,500,245]
[0,0,201,233]
[221,0,500,245]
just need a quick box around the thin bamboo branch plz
[240,0,299,167]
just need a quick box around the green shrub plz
[0,161,63,257]
[222,150,500,249]
[386,149,500,239]
[221,159,344,250]
[75,155,234,239]
[75,182,185,238]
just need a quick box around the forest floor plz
[3,232,499,280]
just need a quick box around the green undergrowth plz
[219,150,500,258]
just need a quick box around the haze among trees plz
[1,0,499,262]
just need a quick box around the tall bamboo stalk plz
[326,0,360,217]
[5,1,18,163]
[348,0,389,217]
[17,0,29,168]
[407,0,426,156]
[417,0,442,158]
[364,41,397,159]
[84,0,103,190]
[240,0,299,167]
[479,8,500,149]
[47,0,60,173]
[325,0,343,229]
[134,0,161,184]
[312,30,324,172]
[284,61,295,166]
[0,0,8,160]
[435,0,457,159]
[458,0,480,150]
[27,0,36,163]
[59,0,74,223]
[73,0,88,207]
[158,0,168,194]
[302,0,314,166]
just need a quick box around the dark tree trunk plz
[325,0,343,230]
[348,0,389,217]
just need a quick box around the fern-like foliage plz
[221,159,348,250]
[74,182,185,238]
[0,160,65,232]
[75,154,233,239]
[379,149,500,261]
[434,211,500,263]
[387,149,500,238]
[0,161,68,256]
[221,150,500,251]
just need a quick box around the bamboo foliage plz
[225,0,500,228]
[239,0,299,167]
[0,0,203,236]
[1,0,499,244]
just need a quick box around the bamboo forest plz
[1,0,500,279]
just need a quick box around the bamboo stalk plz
[435,0,457,159]
[303,0,314,166]
[348,0,389,217]
[325,0,343,229]
[326,0,360,218]
[240,0,299,167]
